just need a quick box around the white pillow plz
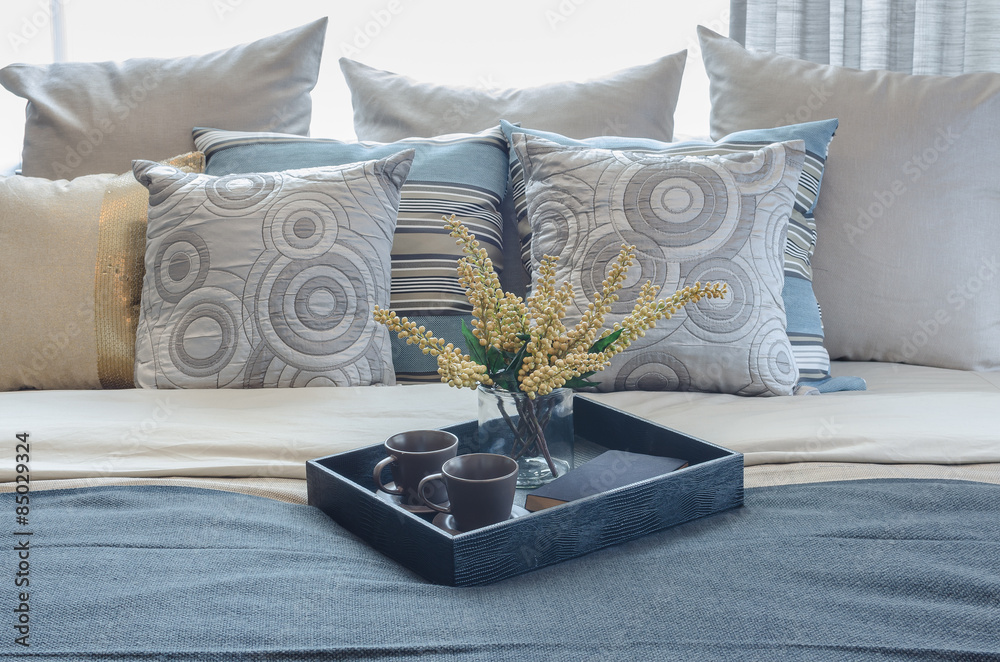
[339,52,687,143]
[0,19,326,179]
[700,26,1000,371]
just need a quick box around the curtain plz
[730,0,1000,74]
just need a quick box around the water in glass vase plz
[476,385,574,488]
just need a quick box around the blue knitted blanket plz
[2,479,997,660]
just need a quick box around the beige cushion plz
[0,19,326,180]
[698,26,1000,371]
[0,153,204,391]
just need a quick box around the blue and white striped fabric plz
[195,127,509,382]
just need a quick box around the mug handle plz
[372,456,403,495]
[417,473,450,513]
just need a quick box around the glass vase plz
[476,385,574,488]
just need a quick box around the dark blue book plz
[524,450,688,512]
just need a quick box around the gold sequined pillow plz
[0,152,204,390]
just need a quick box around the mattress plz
[2,361,998,491]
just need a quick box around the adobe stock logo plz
[440,75,502,132]
[16,301,93,387]
[212,0,244,19]
[339,1,406,58]
[48,70,164,178]
[779,83,832,126]
[897,255,998,361]
[7,0,75,53]
[845,126,960,243]
[545,0,589,30]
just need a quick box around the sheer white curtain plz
[730,0,1000,74]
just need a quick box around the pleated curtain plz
[730,0,1000,74]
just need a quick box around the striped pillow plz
[194,126,510,382]
[501,120,863,392]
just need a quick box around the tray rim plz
[307,394,743,541]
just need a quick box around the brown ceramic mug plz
[417,453,518,531]
[373,430,458,505]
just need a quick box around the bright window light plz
[0,0,730,174]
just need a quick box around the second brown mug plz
[417,453,518,531]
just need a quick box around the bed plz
[2,11,1000,662]
[2,361,1000,659]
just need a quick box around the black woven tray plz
[307,395,743,586]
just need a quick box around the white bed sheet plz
[1,361,997,484]
[589,361,1000,466]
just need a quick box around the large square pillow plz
[699,26,1000,371]
[511,134,806,396]
[340,53,688,296]
[0,152,204,391]
[0,19,327,179]
[501,119,864,393]
[131,150,413,388]
[193,125,509,382]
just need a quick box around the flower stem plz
[489,387,563,478]
[512,393,560,477]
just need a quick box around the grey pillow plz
[699,26,1000,371]
[512,134,806,396]
[131,150,413,389]
[0,19,327,180]
[339,53,687,143]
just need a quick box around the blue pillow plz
[195,126,510,382]
[501,119,865,392]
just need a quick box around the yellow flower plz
[374,216,727,398]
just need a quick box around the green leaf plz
[485,345,508,375]
[494,342,528,391]
[461,318,487,366]
[563,377,601,389]
[563,371,599,390]
[588,328,624,354]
